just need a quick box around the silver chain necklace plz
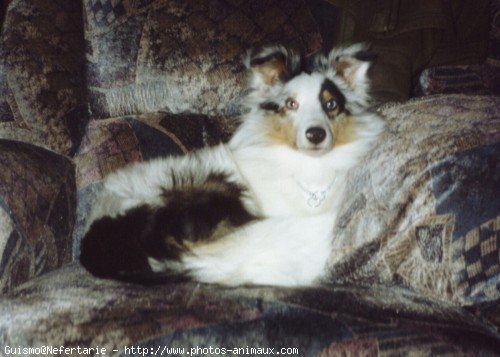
[293,176,337,208]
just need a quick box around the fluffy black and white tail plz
[80,174,255,283]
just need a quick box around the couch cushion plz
[329,95,500,306]
[0,263,498,354]
[0,140,76,293]
[83,0,322,119]
[0,0,88,155]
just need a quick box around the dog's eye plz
[325,99,337,111]
[285,98,299,110]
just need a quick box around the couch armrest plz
[330,95,499,306]
[0,140,76,294]
[0,0,88,155]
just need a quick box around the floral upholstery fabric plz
[84,0,322,119]
[0,263,498,356]
[329,95,500,306]
[0,140,75,294]
[0,0,87,155]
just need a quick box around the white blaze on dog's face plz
[282,73,341,154]
[245,44,373,156]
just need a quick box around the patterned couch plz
[0,0,499,355]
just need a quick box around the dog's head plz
[243,44,376,156]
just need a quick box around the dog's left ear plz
[245,46,300,91]
[329,44,376,90]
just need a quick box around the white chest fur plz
[231,145,347,217]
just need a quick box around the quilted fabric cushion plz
[83,0,322,119]
[0,0,88,156]
[0,140,76,293]
[72,113,238,257]
[0,263,498,355]
[329,95,500,306]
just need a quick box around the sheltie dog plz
[80,44,385,287]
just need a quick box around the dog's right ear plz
[245,46,300,91]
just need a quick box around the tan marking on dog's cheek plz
[330,114,359,147]
[264,113,297,148]
[326,107,342,120]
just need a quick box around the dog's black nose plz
[306,127,326,144]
